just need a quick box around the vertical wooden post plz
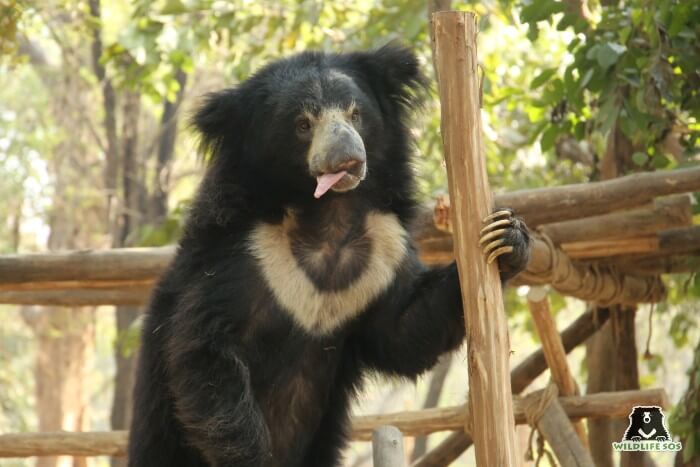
[432,11,518,467]
[527,286,589,446]
[372,426,406,467]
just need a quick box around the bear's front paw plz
[480,208,531,282]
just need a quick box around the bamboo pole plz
[0,389,668,457]
[432,10,518,466]
[413,308,611,467]
[527,287,587,445]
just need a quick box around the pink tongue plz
[314,171,347,199]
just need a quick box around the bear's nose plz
[325,128,366,174]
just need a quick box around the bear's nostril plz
[335,159,361,171]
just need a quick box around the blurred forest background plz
[0,0,699,466]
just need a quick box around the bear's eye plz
[296,117,312,134]
[350,108,361,123]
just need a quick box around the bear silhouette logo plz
[622,406,671,442]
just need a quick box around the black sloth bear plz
[128,45,531,467]
[622,406,671,442]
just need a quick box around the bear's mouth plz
[313,163,366,199]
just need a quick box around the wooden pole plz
[527,287,588,445]
[432,11,518,466]
[413,308,611,467]
[372,426,407,467]
[522,388,595,467]
[0,389,669,457]
[526,288,581,392]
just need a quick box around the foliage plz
[670,338,700,462]
[518,0,700,172]
[1,3,699,465]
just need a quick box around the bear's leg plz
[129,341,210,467]
[167,348,271,467]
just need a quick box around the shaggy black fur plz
[128,45,531,467]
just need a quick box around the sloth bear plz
[622,406,671,442]
[128,45,531,467]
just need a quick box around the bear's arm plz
[165,314,271,466]
[354,261,465,378]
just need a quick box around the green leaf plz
[161,0,187,15]
[632,151,648,166]
[668,4,691,37]
[540,125,558,152]
[652,153,671,169]
[579,68,594,89]
[527,22,540,41]
[596,42,627,70]
[521,0,565,23]
[531,68,558,90]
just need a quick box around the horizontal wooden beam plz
[0,431,128,457]
[2,166,698,287]
[538,195,692,245]
[614,255,700,276]
[496,166,700,227]
[0,389,667,457]
[0,247,175,284]
[521,235,665,305]
[0,287,152,306]
[0,233,667,307]
[561,225,700,260]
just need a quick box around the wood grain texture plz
[0,247,175,283]
[538,194,692,244]
[432,10,518,467]
[526,397,595,467]
[527,287,588,446]
[497,165,700,227]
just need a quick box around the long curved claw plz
[482,210,512,224]
[480,218,511,235]
[479,228,507,246]
[482,238,505,257]
[487,245,514,264]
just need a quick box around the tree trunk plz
[109,72,187,467]
[674,338,700,467]
[110,91,142,467]
[585,315,616,467]
[23,307,94,467]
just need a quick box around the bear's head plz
[622,406,671,442]
[192,44,426,216]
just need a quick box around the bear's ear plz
[191,88,244,160]
[354,43,428,115]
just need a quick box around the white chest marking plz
[248,212,408,335]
